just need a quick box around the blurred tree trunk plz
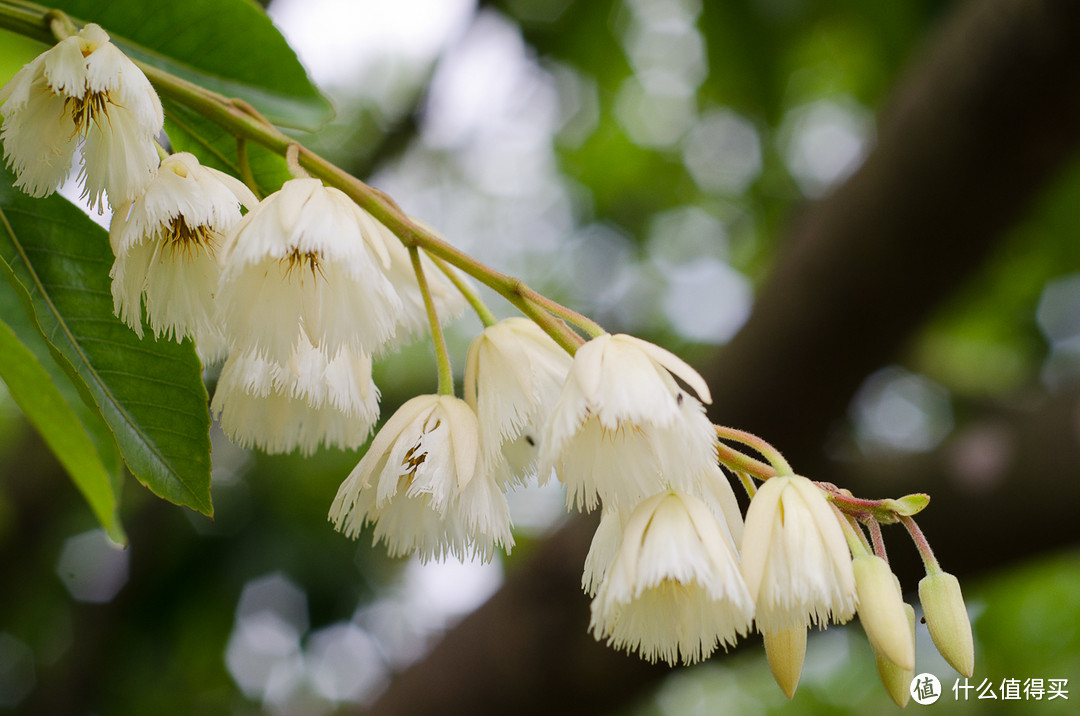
[363,0,1080,714]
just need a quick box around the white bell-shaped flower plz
[465,318,572,482]
[0,23,163,209]
[329,394,513,562]
[110,152,257,356]
[217,178,404,362]
[590,490,755,665]
[212,337,380,455]
[740,475,857,633]
[539,333,721,512]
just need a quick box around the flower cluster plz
[0,23,467,456]
[1,21,974,706]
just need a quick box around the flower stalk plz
[901,514,942,574]
[714,433,777,480]
[431,256,498,328]
[714,425,791,476]
[410,246,454,396]
[235,138,260,199]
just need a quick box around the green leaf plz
[0,168,213,516]
[49,0,333,130]
[883,493,930,517]
[0,312,125,542]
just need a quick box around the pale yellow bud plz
[874,603,916,707]
[853,555,915,671]
[763,626,806,699]
[919,571,975,677]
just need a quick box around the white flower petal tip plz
[217,178,405,363]
[109,152,255,346]
[539,333,719,513]
[0,23,163,209]
[589,490,755,665]
[740,475,856,633]
[212,343,380,456]
[328,394,514,563]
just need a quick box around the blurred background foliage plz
[1,0,1079,713]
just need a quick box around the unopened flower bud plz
[874,603,915,707]
[919,571,974,677]
[763,626,806,699]
[853,555,915,671]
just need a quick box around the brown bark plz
[363,0,1080,714]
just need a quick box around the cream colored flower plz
[539,333,721,513]
[590,490,754,665]
[853,554,915,671]
[918,571,974,677]
[217,178,403,362]
[109,152,256,356]
[740,475,856,632]
[329,394,513,562]
[211,338,380,455]
[0,23,163,210]
[465,318,572,482]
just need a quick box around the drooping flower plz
[875,603,916,707]
[0,23,163,210]
[212,336,380,455]
[539,333,721,512]
[328,394,513,562]
[217,178,404,363]
[589,489,755,665]
[918,570,974,677]
[465,317,572,482]
[109,152,257,356]
[852,554,915,671]
[740,475,857,632]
